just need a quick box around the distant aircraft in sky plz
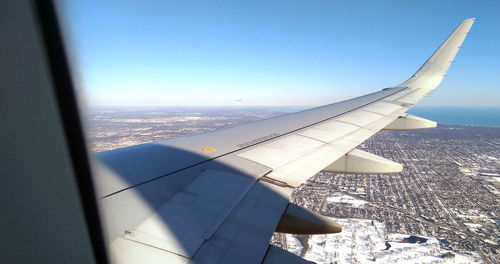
[0,1,474,263]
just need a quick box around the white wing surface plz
[94,18,475,263]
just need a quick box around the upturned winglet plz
[401,18,475,90]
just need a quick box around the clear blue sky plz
[58,0,500,107]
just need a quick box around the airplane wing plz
[0,1,475,263]
[92,19,475,263]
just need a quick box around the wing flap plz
[107,166,292,264]
[297,120,359,142]
[269,144,344,187]
[361,101,404,115]
[237,135,324,169]
[115,169,255,257]
[263,245,315,264]
[192,181,290,263]
[110,237,190,264]
[335,109,384,127]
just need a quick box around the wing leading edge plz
[95,19,475,263]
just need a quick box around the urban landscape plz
[85,107,499,264]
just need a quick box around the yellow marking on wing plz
[203,147,216,152]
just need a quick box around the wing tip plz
[463,17,476,25]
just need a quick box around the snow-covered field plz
[326,193,367,207]
[285,217,482,264]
